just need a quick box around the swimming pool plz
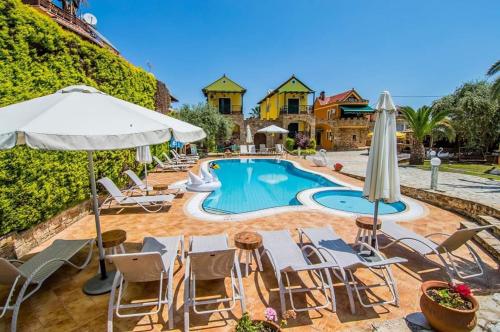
[313,189,407,214]
[202,159,338,214]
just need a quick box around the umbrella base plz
[83,270,118,295]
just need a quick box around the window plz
[352,135,357,141]
[218,98,231,114]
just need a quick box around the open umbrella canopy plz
[0,85,205,150]
[0,85,206,295]
[257,124,289,134]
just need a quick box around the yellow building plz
[202,74,246,114]
[202,75,246,143]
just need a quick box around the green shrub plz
[0,0,167,235]
[285,137,295,151]
[290,149,316,156]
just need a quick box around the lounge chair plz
[240,145,249,155]
[0,239,94,331]
[298,226,406,313]
[259,144,269,154]
[153,156,189,172]
[107,236,184,331]
[161,153,193,168]
[248,145,256,154]
[98,177,175,213]
[257,230,336,314]
[379,222,493,280]
[123,170,185,196]
[171,150,197,164]
[275,144,286,157]
[184,234,245,331]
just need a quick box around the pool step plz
[460,220,500,262]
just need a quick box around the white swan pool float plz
[186,168,221,192]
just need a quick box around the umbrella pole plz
[83,151,116,295]
[144,163,148,194]
[372,199,380,251]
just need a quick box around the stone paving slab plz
[315,151,500,210]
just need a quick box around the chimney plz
[319,91,325,100]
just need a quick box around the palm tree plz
[429,117,456,150]
[486,60,500,101]
[401,106,452,165]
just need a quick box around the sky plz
[83,0,499,116]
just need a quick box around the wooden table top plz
[152,183,170,191]
[355,216,382,230]
[234,231,262,250]
[99,229,127,248]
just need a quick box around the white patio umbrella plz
[257,124,289,147]
[363,91,401,248]
[136,145,152,193]
[0,85,206,294]
[246,124,253,144]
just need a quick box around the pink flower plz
[264,307,278,322]
[453,284,472,298]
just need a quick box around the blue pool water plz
[202,159,338,214]
[313,190,406,215]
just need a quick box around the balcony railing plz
[280,105,313,115]
[218,105,242,114]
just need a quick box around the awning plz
[341,105,374,114]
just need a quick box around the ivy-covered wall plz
[0,0,167,235]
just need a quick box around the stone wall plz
[0,201,90,259]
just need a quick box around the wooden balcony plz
[280,105,313,115]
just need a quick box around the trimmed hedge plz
[0,0,167,235]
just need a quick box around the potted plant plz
[236,308,295,332]
[420,281,479,332]
[334,162,343,172]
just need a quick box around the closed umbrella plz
[363,91,401,249]
[257,125,289,147]
[136,145,152,193]
[246,124,253,144]
[0,85,206,294]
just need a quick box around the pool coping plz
[184,158,426,222]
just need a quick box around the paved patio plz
[316,151,500,210]
[1,156,498,332]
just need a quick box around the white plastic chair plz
[183,234,245,331]
[0,239,94,331]
[107,236,184,331]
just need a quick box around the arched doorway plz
[254,133,266,148]
[231,124,240,142]
[287,123,299,138]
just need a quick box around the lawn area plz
[416,161,500,181]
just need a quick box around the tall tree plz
[401,106,451,165]
[175,103,233,151]
[433,81,499,152]
[486,60,500,101]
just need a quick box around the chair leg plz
[107,272,121,332]
[254,248,263,271]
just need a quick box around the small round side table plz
[100,229,126,257]
[234,231,263,277]
[354,216,381,249]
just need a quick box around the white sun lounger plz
[248,145,256,154]
[98,177,175,213]
[171,150,197,164]
[298,226,406,313]
[107,236,184,331]
[379,222,493,280]
[161,153,193,168]
[123,170,185,196]
[239,145,249,155]
[183,234,245,331]
[0,239,94,331]
[258,230,336,314]
[154,155,189,171]
[173,148,200,161]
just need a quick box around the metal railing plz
[24,0,92,33]
[280,105,313,115]
[218,105,242,114]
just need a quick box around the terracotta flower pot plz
[420,281,479,332]
[252,320,281,331]
[334,164,343,172]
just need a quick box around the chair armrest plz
[424,232,451,239]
